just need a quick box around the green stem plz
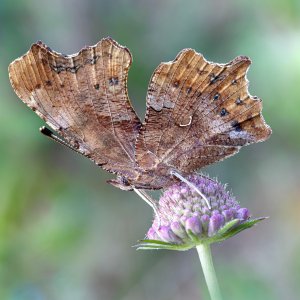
[196,243,223,300]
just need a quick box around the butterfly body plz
[9,37,271,191]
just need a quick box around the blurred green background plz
[1,0,300,299]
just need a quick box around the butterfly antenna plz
[170,170,211,209]
[133,188,161,223]
[40,126,82,155]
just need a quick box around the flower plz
[137,174,265,251]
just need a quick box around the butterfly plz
[9,37,271,193]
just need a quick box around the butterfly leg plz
[170,170,211,209]
[133,188,161,223]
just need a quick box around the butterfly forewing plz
[9,38,141,178]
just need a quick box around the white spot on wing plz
[229,130,250,140]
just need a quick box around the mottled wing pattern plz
[136,49,271,175]
[9,37,141,178]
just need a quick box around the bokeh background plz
[1,0,300,299]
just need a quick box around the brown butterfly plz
[9,37,271,194]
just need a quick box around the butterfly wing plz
[135,49,271,182]
[9,37,141,179]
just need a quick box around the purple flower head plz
[145,174,252,247]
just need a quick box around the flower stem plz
[196,243,223,300]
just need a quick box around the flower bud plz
[157,226,181,243]
[185,216,202,235]
[208,214,225,237]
